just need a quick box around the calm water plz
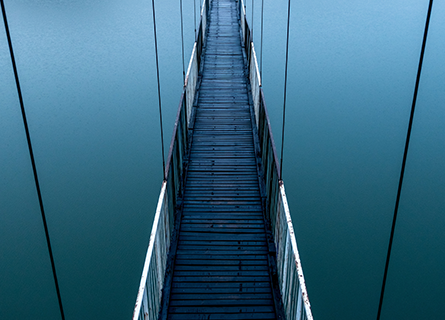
[1,0,444,319]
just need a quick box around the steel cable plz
[150,0,166,178]
[180,0,185,83]
[194,0,197,36]
[259,0,264,77]
[279,0,292,179]
[1,1,65,319]
[251,0,254,40]
[376,0,434,319]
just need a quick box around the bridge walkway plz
[166,0,279,318]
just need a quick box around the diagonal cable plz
[376,0,434,319]
[279,0,292,179]
[1,1,65,319]
[150,0,166,179]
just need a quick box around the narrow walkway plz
[167,0,278,318]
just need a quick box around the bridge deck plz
[167,0,278,318]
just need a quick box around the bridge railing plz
[132,1,209,319]
[238,1,314,319]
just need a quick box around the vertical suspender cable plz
[251,0,254,40]
[1,2,65,319]
[179,0,185,83]
[150,0,166,179]
[194,0,197,36]
[279,0,292,179]
[259,0,264,77]
[200,0,203,22]
[376,0,434,319]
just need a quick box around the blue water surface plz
[1,0,444,319]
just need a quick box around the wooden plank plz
[172,271,270,277]
[164,0,279,317]
[180,219,263,224]
[178,240,266,246]
[168,312,276,320]
[181,205,263,211]
[169,306,274,314]
[170,293,273,301]
[178,233,267,239]
[176,247,268,253]
[175,255,269,261]
[171,282,270,288]
[173,265,269,272]
[177,229,265,235]
[169,299,273,307]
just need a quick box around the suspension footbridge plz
[133,0,312,319]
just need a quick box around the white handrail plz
[278,184,313,319]
[132,1,210,318]
[132,182,169,320]
[239,0,314,317]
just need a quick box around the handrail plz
[132,1,209,318]
[238,0,314,318]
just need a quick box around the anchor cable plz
[150,0,166,178]
[180,0,185,83]
[279,0,292,179]
[1,1,66,319]
[376,1,434,319]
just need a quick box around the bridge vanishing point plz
[133,0,313,319]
